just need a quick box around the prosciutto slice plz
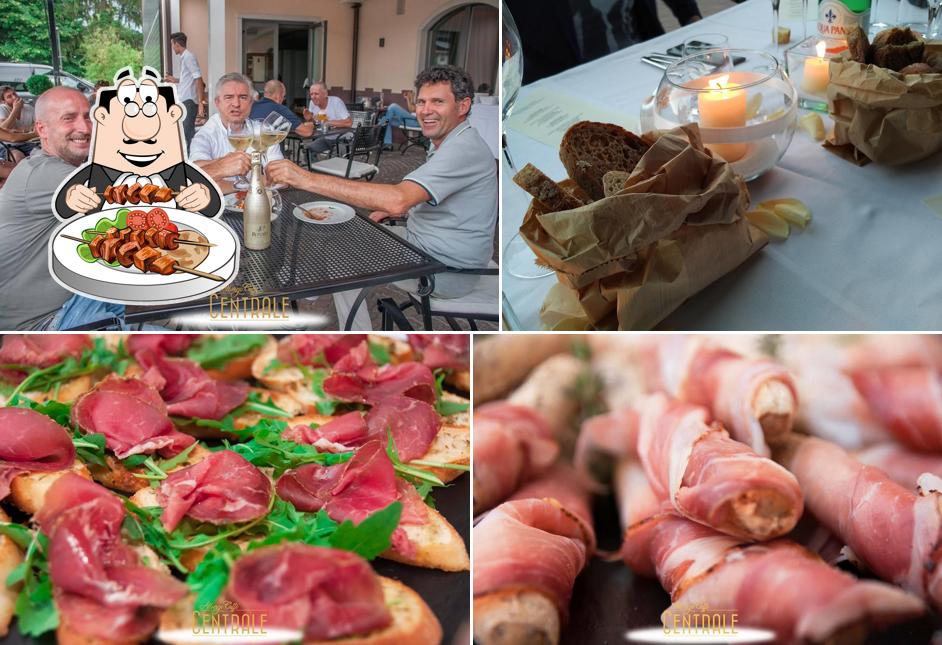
[856,443,942,489]
[225,544,391,640]
[634,336,798,455]
[621,510,923,643]
[777,434,942,609]
[276,334,367,367]
[126,334,198,356]
[365,394,441,462]
[0,334,91,382]
[156,450,272,532]
[0,407,75,500]
[135,349,249,420]
[472,401,559,515]
[283,412,371,452]
[35,474,188,642]
[275,440,427,556]
[849,367,942,451]
[324,343,436,405]
[409,335,469,371]
[71,375,195,459]
[577,395,803,540]
[474,489,593,620]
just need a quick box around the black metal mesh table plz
[122,189,444,328]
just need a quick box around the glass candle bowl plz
[785,36,840,112]
[653,49,798,181]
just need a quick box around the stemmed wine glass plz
[258,113,291,164]
[502,1,554,280]
[771,0,781,49]
[226,120,254,189]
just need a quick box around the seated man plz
[266,65,497,330]
[302,81,353,157]
[0,85,38,161]
[250,79,313,137]
[0,86,127,330]
[190,72,284,191]
[381,89,419,149]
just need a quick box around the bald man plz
[0,87,92,328]
[250,79,313,137]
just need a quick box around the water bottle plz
[818,0,872,39]
[242,151,271,250]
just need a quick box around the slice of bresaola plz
[225,544,392,640]
[0,407,76,500]
[408,334,469,371]
[283,411,372,452]
[71,375,195,459]
[156,450,272,532]
[126,333,199,357]
[0,334,92,382]
[135,349,249,419]
[276,334,367,367]
[35,474,188,642]
[275,439,428,557]
[323,342,436,405]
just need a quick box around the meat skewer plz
[60,234,224,281]
[81,226,214,248]
[99,183,178,204]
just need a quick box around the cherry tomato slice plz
[147,208,171,230]
[127,210,149,230]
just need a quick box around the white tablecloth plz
[470,102,500,159]
[502,0,942,330]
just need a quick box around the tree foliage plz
[81,24,143,82]
[25,74,53,96]
[0,0,142,80]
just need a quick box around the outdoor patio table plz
[285,126,356,164]
[502,0,942,331]
[64,187,445,330]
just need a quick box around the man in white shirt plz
[189,72,284,191]
[302,81,353,156]
[164,32,205,147]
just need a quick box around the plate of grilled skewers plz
[49,206,239,305]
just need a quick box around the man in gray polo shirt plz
[266,65,497,329]
[0,87,92,329]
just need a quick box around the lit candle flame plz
[707,74,732,91]
[816,41,826,58]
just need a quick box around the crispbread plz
[0,508,20,638]
[559,121,650,201]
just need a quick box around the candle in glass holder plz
[698,74,747,162]
[801,41,830,96]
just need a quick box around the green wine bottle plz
[818,0,871,39]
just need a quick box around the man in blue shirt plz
[249,80,313,136]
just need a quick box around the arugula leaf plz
[72,430,107,468]
[367,340,392,366]
[187,335,269,370]
[121,454,150,468]
[227,418,352,476]
[0,523,32,550]
[433,370,470,417]
[385,432,444,487]
[329,502,402,560]
[172,391,290,433]
[187,540,243,610]
[8,397,72,427]
[5,529,58,637]
[262,358,289,375]
[301,366,338,416]
[254,501,338,548]
[122,503,188,574]
[6,337,128,404]
[0,379,16,397]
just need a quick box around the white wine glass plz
[226,119,253,189]
[502,1,554,280]
[260,112,291,164]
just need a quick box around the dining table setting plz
[501,0,942,331]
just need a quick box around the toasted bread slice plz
[0,508,21,638]
[87,444,212,494]
[250,337,331,412]
[382,504,469,572]
[559,121,650,201]
[21,374,99,405]
[445,370,470,394]
[474,589,560,645]
[513,163,585,212]
[9,462,93,515]
[159,576,442,645]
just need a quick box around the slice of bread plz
[513,163,585,213]
[445,370,470,394]
[474,589,560,645]
[159,576,442,645]
[602,170,631,198]
[559,121,650,201]
[845,25,870,64]
[382,505,469,572]
[0,508,20,638]
[9,463,93,515]
[87,444,212,494]
[873,40,924,71]
[871,26,920,49]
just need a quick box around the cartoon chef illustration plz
[54,66,222,220]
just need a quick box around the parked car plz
[0,62,95,102]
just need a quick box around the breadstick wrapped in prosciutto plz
[855,443,942,490]
[776,434,942,610]
[473,354,588,515]
[473,466,595,645]
[576,394,803,540]
[631,335,798,455]
[849,366,942,451]
[473,334,576,404]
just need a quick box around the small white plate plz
[292,201,355,225]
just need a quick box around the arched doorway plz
[423,3,498,94]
